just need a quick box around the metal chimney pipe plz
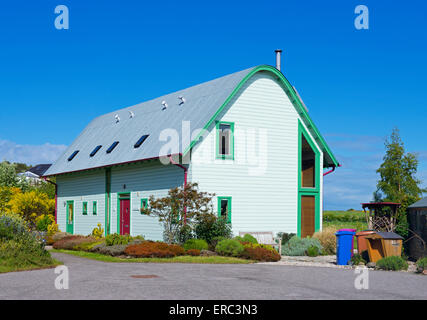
[275,49,282,71]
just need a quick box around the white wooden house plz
[44,61,339,240]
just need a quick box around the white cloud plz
[0,139,67,165]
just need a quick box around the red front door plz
[120,199,130,235]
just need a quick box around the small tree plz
[0,161,18,187]
[142,183,215,244]
[374,128,426,236]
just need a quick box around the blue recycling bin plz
[335,229,356,265]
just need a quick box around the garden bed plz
[51,249,253,264]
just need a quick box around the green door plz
[66,201,74,234]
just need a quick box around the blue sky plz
[0,0,426,210]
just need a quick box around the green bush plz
[376,256,408,271]
[105,233,132,246]
[98,244,128,256]
[276,232,296,245]
[35,214,52,232]
[215,239,244,257]
[416,257,427,270]
[194,214,233,244]
[183,239,208,251]
[53,235,97,250]
[350,253,366,265]
[282,236,323,256]
[234,234,258,244]
[209,236,226,251]
[306,245,320,257]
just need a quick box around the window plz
[106,141,119,154]
[68,150,79,161]
[82,202,88,215]
[93,201,97,215]
[216,122,234,159]
[218,197,232,224]
[140,198,148,214]
[134,135,149,148]
[90,145,102,157]
[301,134,316,188]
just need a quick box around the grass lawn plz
[323,210,368,231]
[51,249,254,264]
[0,258,62,274]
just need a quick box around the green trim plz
[297,120,321,237]
[105,168,111,236]
[66,200,74,234]
[298,120,321,193]
[215,121,235,160]
[183,65,339,167]
[82,202,88,215]
[117,192,130,235]
[93,201,97,215]
[140,198,148,213]
[217,196,232,224]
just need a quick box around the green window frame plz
[82,202,88,215]
[140,198,148,214]
[216,121,234,160]
[93,201,97,215]
[217,196,232,224]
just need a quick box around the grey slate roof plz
[28,164,52,177]
[44,67,255,176]
[408,197,427,208]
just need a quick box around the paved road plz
[0,252,426,300]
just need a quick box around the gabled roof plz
[44,65,339,177]
[28,164,52,177]
[408,197,427,208]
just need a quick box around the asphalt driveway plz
[0,252,426,300]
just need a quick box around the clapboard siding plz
[110,161,184,241]
[190,72,323,235]
[57,170,106,235]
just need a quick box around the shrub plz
[98,244,128,256]
[176,224,194,244]
[312,227,336,255]
[7,190,55,228]
[209,236,225,251]
[0,212,30,241]
[416,257,427,270]
[235,234,258,245]
[183,239,209,251]
[53,235,97,250]
[376,256,408,271]
[105,233,132,246]
[35,214,55,232]
[124,242,184,258]
[168,244,185,256]
[186,249,201,256]
[282,236,323,256]
[194,214,233,244]
[276,232,296,245]
[91,224,104,239]
[73,240,104,252]
[350,253,366,265]
[215,239,244,257]
[306,246,320,257]
[241,243,281,262]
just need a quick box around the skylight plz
[68,150,79,161]
[106,141,119,154]
[90,145,102,157]
[134,135,149,148]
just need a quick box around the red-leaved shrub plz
[124,241,185,258]
[241,244,281,262]
[186,249,201,256]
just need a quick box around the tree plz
[375,128,426,236]
[142,183,215,244]
[0,161,18,187]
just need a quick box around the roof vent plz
[129,110,135,118]
[161,101,168,110]
[115,114,120,123]
[178,96,186,105]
